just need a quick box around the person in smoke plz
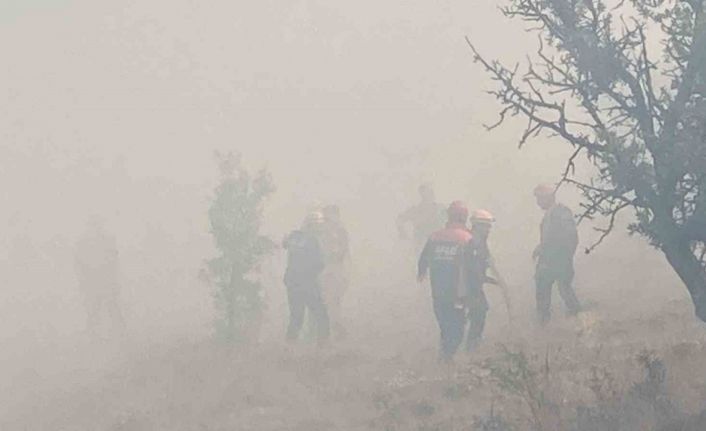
[397,183,446,254]
[319,204,350,339]
[417,201,472,362]
[74,215,125,338]
[533,184,582,325]
[283,211,330,345]
[463,209,496,352]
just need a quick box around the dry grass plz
[371,304,706,431]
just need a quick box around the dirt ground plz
[3,239,706,431]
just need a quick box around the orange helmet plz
[533,183,556,197]
[470,209,495,224]
[447,201,469,223]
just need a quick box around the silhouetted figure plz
[418,201,471,362]
[283,212,330,345]
[398,184,446,254]
[533,184,581,325]
[463,209,495,352]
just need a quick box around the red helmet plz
[447,201,469,223]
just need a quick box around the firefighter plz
[74,216,125,339]
[418,201,472,362]
[398,184,446,254]
[464,209,495,352]
[533,184,581,325]
[319,204,350,339]
[283,211,330,344]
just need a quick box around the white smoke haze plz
[1,1,702,430]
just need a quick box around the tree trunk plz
[662,240,706,322]
[224,263,239,341]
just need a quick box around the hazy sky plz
[1,0,567,232]
[1,0,628,340]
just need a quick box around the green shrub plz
[205,151,275,343]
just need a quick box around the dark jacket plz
[418,223,472,297]
[283,229,325,283]
[539,203,578,264]
[464,234,491,296]
[320,221,350,264]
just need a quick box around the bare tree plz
[468,0,706,320]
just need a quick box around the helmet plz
[447,201,469,223]
[303,211,325,227]
[533,183,556,197]
[470,209,495,224]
